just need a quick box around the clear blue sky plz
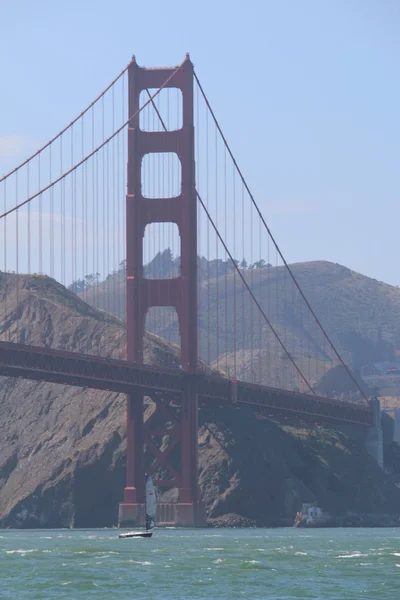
[1,0,399,285]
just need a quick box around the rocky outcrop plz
[1,273,400,528]
[207,514,256,528]
[198,408,400,526]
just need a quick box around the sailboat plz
[119,474,156,539]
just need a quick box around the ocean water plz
[1,527,400,599]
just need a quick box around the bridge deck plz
[0,342,373,426]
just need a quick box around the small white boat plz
[119,474,156,539]
[119,529,153,539]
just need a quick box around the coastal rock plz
[207,513,256,528]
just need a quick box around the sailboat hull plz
[119,530,153,539]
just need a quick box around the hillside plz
[79,257,400,386]
[1,272,400,528]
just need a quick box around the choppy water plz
[1,528,400,599]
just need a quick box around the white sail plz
[145,474,156,530]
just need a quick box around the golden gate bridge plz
[0,55,375,527]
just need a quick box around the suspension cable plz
[196,189,315,394]
[0,60,186,219]
[0,61,133,184]
[193,70,369,404]
[147,72,314,394]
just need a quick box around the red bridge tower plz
[118,56,204,528]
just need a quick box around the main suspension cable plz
[1,60,132,184]
[148,71,315,394]
[0,60,186,220]
[196,190,315,395]
[193,70,369,404]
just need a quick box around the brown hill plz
[1,272,400,528]
[80,259,400,388]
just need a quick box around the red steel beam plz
[0,341,373,426]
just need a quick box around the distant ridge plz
[78,256,400,383]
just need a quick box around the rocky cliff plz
[1,272,400,528]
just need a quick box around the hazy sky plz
[1,0,399,285]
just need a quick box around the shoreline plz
[2,514,400,530]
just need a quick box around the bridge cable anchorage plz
[0,60,133,184]
[193,70,369,404]
[0,59,186,220]
[145,75,314,393]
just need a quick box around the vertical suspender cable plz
[250,189,254,382]
[102,97,106,324]
[292,273,295,390]
[81,115,85,302]
[27,162,31,341]
[196,82,201,366]
[38,153,43,326]
[233,165,237,380]
[308,298,311,386]
[300,289,303,391]
[91,106,95,310]
[275,249,279,386]
[112,84,116,323]
[15,173,19,341]
[284,259,287,388]
[116,89,121,324]
[259,218,262,384]
[122,73,126,329]
[206,101,210,366]
[224,144,228,376]
[50,145,54,281]
[215,122,219,371]
[197,189,314,394]
[193,70,368,399]
[3,180,7,340]
[267,232,270,384]
[71,125,75,290]
[241,182,245,377]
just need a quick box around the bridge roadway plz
[0,341,373,426]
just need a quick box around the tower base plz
[118,503,145,529]
[118,502,207,528]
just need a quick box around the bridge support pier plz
[119,503,205,529]
[365,398,383,468]
[118,384,205,529]
[119,392,145,528]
